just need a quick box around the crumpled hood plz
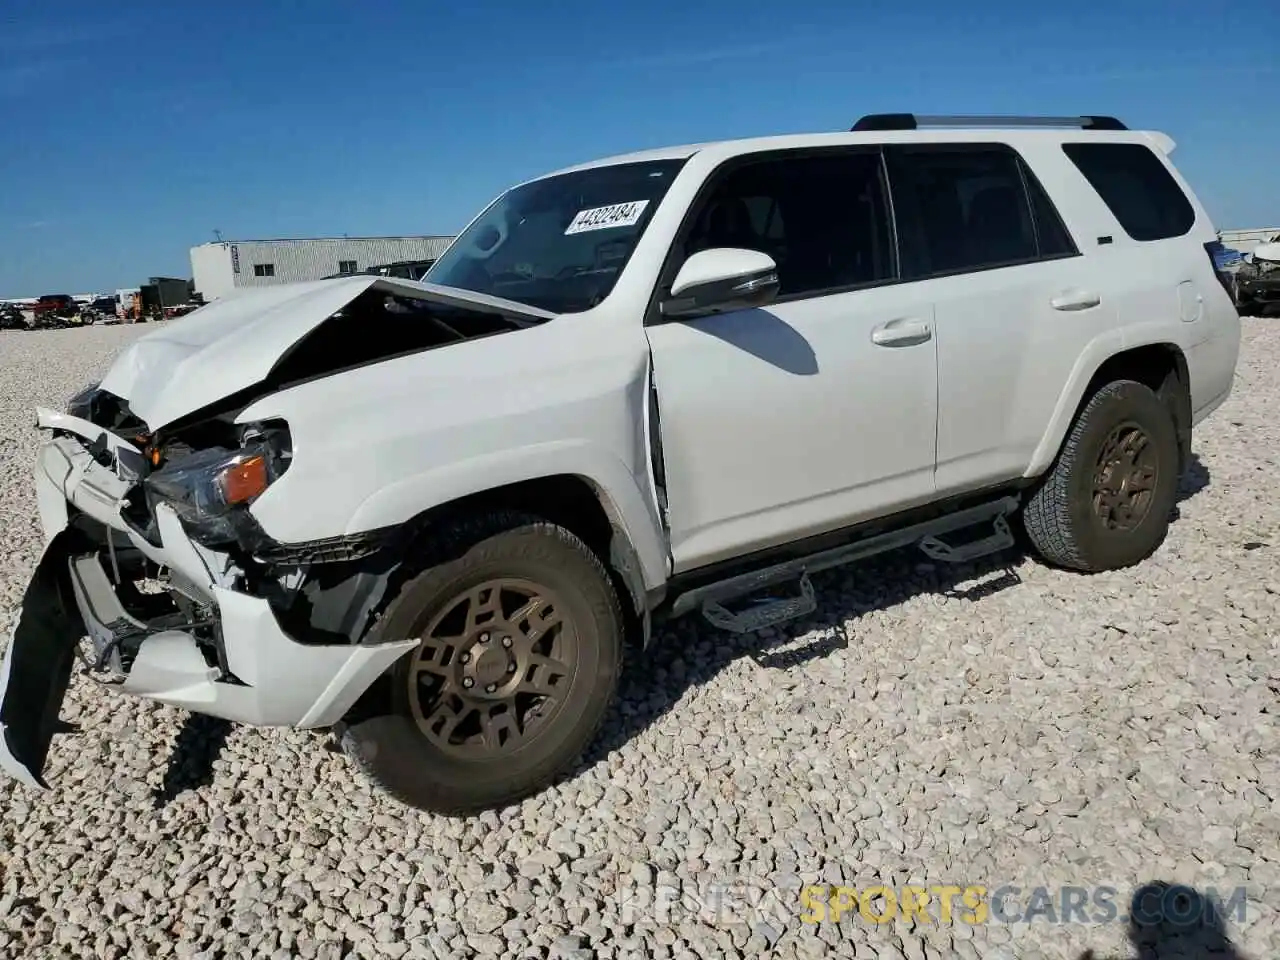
[99,275,556,428]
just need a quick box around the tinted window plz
[888,146,1038,278]
[1062,143,1195,241]
[427,159,685,313]
[684,151,893,297]
[1022,161,1077,258]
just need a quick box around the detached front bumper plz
[0,408,416,790]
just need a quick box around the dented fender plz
[344,443,670,592]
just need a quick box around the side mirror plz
[659,248,780,319]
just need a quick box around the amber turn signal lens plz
[220,455,269,504]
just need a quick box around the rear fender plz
[1025,329,1126,477]
[1025,331,1189,478]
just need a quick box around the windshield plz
[424,159,686,313]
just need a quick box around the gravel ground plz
[1,321,1277,960]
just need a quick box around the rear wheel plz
[1023,379,1181,572]
[341,512,623,815]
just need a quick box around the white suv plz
[0,114,1241,814]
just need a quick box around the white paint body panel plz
[646,285,938,570]
[100,275,555,429]
[237,312,670,589]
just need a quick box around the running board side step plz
[672,496,1019,634]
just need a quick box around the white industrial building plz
[190,235,455,301]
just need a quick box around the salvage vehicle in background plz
[30,294,78,327]
[80,296,121,324]
[1231,236,1280,315]
[0,114,1241,815]
[0,304,27,330]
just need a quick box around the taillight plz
[1204,240,1239,299]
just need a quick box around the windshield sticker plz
[564,200,650,235]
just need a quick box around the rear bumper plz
[0,410,416,789]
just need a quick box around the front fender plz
[344,440,669,592]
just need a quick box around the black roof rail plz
[851,114,1128,132]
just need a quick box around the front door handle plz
[1050,289,1102,311]
[871,318,933,347]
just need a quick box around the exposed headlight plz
[143,423,291,546]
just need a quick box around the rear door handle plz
[871,318,933,347]
[1050,289,1102,311]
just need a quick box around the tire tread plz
[1023,379,1177,572]
[341,510,623,815]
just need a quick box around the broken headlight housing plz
[143,423,292,547]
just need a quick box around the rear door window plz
[1062,142,1195,241]
[1021,160,1078,258]
[886,145,1040,278]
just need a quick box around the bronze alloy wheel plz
[1023,379,1180,572]
[406,578,578,757]
[341,514,623,814]
[1091,420,1158,532]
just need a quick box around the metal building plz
[190,235,455,301]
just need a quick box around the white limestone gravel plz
[0,320,1277,960]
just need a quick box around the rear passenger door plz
[884,143,1116,496]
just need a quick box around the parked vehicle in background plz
[0,113,1241,817]
[31,294,77,322]
[0,304,27,330]
[1231,235,1280,315]
[72,297,117,325]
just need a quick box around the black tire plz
[340,511,623,815]
[1023,379,1181,572]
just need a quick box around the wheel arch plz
[1027,337,1191,478]
[346,452,666,650]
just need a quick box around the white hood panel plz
[98,276,555,428]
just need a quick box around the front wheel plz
[1023,379,1181,572]
[341,512,623,815]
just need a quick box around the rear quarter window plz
[1062,142,1195,241]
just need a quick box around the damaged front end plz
[0,396,419,789]
[1234,239,1280,314]
[5,433,403,784]
[0,277,556,790]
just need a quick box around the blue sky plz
[1,1,1277,295]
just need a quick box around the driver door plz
[645,148,939,572]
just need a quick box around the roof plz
[537,124,1172,179]
[192,235,454,248]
